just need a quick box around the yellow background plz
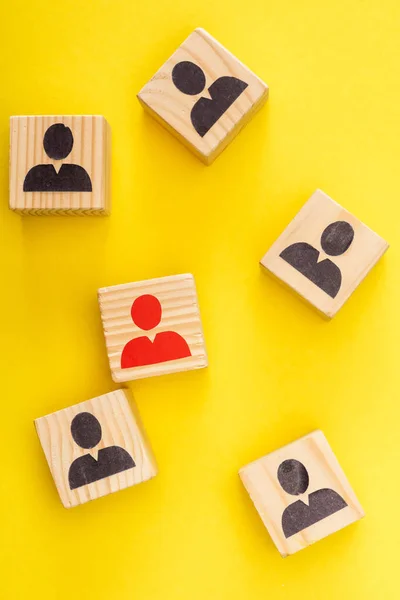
[1,1,399,598]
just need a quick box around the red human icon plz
[121,294,192,369]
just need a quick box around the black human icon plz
[278,459,347,538]
[171,61,248,137]
[68,412,135,490]
[23,123,92,192]
[279,221,355,298]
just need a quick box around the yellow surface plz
[0,1,399,598]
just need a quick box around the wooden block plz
[98,273,208,382]
[239,430,364,557]
[260,190,389,318]
[35,389,157,508]
[10,116,111,215]
[137,28,268,164]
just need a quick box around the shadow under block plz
[98,273,208,382]
[9,116,111,214]
[260,190,389,318]
[239,430,364,557]
[137,28,269,164]
[35,389,157,508]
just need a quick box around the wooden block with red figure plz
[98,273,208,382]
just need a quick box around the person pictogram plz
[68,412,135,490]
[121,294,191,369]
[278,459,347,538]
[279,221,355,298]
[23,123,92,192]
[171,60,248,137]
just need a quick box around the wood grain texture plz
[9,115,111,214]
[137,28,268,164]
[239,430,365,557]
[260,189,389,318]
[35,389,157,508]
[98,273,208,382]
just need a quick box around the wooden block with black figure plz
[137,28,269,164]
[10,115,111,214]
[35,389,157,508]
[239,430,365,557]
[260,189,389,318]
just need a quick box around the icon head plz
[131,294,162,331]
[71,412,102,449]
[278,459,309,495]
[320,221,354,256]
[43,123,74,160]
[172,61,206,95]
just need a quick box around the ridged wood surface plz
[98,273,208,382]
[35,389,157,508]
[9,115,111,214]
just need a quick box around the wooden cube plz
[98,273,208,382]
[260,190,389,318]
[35,389,157,508]
[10,115,111,214]
[239,430,364,557]
[137,28,268,164]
